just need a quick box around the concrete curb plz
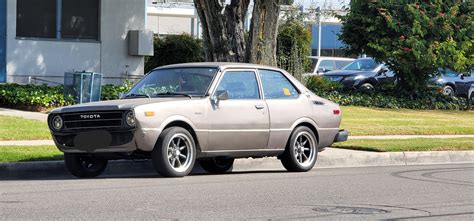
[3,135,474,146]
[1,149,472,179]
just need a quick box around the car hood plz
[50,97,193,114]
[324,70,373,77]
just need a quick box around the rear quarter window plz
[258,69,299,99]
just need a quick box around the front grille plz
[62,111,124,129]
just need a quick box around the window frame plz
[212,69,263,100]
[15,0,101,42]
[257,68,301,100]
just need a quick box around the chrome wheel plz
[167,133,194,173]
[293,131,316,167]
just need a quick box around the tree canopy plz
[339,0,473,95]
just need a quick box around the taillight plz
[333,109,341,115]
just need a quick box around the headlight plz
[51,115,63,131]
[125,111,136,127]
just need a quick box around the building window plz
[17,0,57,38]
[16,0,99,40]
[61,0,99,40]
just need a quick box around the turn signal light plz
[333,109,341,115]
[144,111,155,117]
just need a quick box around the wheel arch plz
[288,118,320,145]
[158,117,201,152]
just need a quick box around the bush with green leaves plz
[277,10,312,81]
[100,80,134,100]
[145,34,205,73]
[0,84,73,111]
[305,76,468,110]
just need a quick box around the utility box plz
[64,72,102,104]
[129,30,154,56]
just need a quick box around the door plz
[258,69,306,150]
[207,70,269,151]
[376,65,396,85]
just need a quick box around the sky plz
[294,0,350,10]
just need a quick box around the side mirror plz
[212,90,229,105]
[317,68,326,73]
[216,90,229,100]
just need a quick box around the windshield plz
[342,58,379,71]
[126,67,218,97]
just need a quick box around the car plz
[48,63,348,178]
[432,69,474,97]
[305,56,355,76]
[322,57,396,90]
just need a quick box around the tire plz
[199,157,234,173]
[442,85,455,97]
[360,83,374,91]
[151,127,196,177]
[280,126,318,172]
[64,153,108,178]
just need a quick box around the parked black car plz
[323,58,396,90]
[431,69,474,97]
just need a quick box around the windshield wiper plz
[154,92,192,99]
[124,93,150,98]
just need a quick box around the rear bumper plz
[334,130,349,142]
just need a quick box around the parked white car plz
[305,56,355,76]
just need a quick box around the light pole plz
[316,6,322,57]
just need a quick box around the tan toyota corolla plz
[48,63,348,178]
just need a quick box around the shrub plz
[145,34,205,72]
[100,80,134,100]
[305,76,468,110]
[0,84,73,111]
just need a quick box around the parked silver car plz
[48,63,348,178]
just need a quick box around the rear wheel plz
[151,127,196,177]
[280,126,318,172]
[199,157,234,173]
[360,82,374,91]
[64,153,108,178]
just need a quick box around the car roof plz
[307,56,354,60]
[152,62,284,72]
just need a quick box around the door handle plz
[255,104,265,109]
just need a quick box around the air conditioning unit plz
[128,30,154,56]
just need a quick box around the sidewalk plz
[0,108,48,121]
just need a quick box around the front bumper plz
[334,130,349,142]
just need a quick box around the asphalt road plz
[1,164,473,220]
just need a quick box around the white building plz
[146,0,202,37]
[1,0,152,85]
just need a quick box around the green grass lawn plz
[0,115,51,140]
[341,106,474,135]
[0,106,472,141]
[332,138,474,152]
[0,145,63,163]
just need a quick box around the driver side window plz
[216,71,260,99]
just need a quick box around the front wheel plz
[151,127,196,177]
[64,153,108,178]
[442,85,455,97]
[199,157,234,173]
[280,126,318,172]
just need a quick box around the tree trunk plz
[246,0,281,66]
[194,0,282,66]
[194,0,250,62]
